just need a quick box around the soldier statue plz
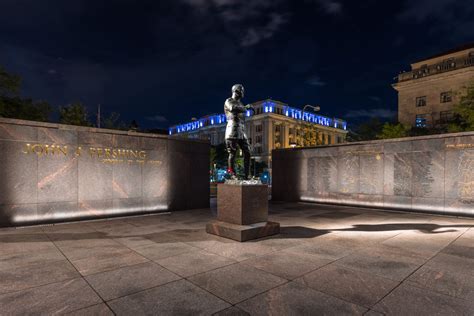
[224,84,253,179]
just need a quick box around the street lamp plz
[303,104,320,113]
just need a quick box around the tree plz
[448,81,474,132]
[0,66,52,122]
[347,118,384,142]
[210,143,227,169]
[59,103,92,126]
[302,126,318,146]
[377,122,410,139]
[102,112,126,130]
[0,65,21,97]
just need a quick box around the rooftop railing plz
[396,53,474,83]
[169,101,347,135]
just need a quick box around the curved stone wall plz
[272,132,474,216]
[0,118,209,226]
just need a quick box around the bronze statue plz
[224,84,253,179]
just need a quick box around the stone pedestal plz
[206,183,280,242]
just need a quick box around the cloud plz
[398,0,456,22]
[368,96,381,102]
[315,0,343,15]
[306,75,326,87]
[181,0,289,46]
[398,0,474,40]
[181,0,342,46]
[345,108,396,119]
[146,115,168,123]
[241,13,288,46]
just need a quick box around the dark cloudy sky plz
[1,0,473,129]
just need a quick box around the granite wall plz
[272,132,474,216]
[0,118,209,227]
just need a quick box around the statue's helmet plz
[231,84,244,97]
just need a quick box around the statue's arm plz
[225,99,247,113]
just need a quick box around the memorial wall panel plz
[0,118,209,227]
[272,131,474,216]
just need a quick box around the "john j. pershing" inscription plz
[21,143,162,166]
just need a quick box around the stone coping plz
[274,130,474,152]
[0,117,209,143]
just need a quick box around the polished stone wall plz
[272,132,474,216]
[0,118,209,226]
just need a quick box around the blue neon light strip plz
[169,101,347,134]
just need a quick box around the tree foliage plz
[0,66,52,122]
[102,112,126,130]
[210,143,228,169]
[0,66,21,97]
[347,118,384,141]
[59,103,92,126]
[377,122,410,139]
[448,81,474,132]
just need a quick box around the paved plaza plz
[0,200,473,315]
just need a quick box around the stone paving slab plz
[0,201,473,314]
[236,281,368,315]
[108,279,230,315]
[85,261,180,301]
[0,278,102,315]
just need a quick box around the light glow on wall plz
[12,203,170,224]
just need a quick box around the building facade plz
[393,43,474,128]
[169,99,348,170]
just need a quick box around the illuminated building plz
[169,99,348,170]
[393,43,474,128]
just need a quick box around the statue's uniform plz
[224,98,251,178]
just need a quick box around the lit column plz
[282,124,289,148]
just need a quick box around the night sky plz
[1,0,473,129]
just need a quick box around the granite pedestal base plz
[206,183,280,242]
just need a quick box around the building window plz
[415,114,428,128]
[254,146,262,154]
[439,111,454,123]
[440,91,452,103]
[255,135,262,144]
[275,125,281,133]
[255,124,262,133]
[416,96,427,107]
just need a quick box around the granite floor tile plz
[298,264,399,308]
[133,241,199,261]
[57,242,128,261]
[113,235,156,248]
[237,281,367,315]
[108,279,230,315]
[406,265,474,300]
[67,303,114,316]
[201,240,279,261]
[85,261,180,301]
[188,263,286,304]
[284,237,355,261]
[0,278,102,315]
[0,247,66,270]
[156,250,236,277]
[0,259,80,294]
[441,242,474,260]
[213,306,250,316]
[0,234,56,255]
[363,310,384,316]
[373,283,474,315]
[336,247,424,282]
[71,248,149,276]
[382,231,462,256]
[241,250,332,280]
[425,253,474,277]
